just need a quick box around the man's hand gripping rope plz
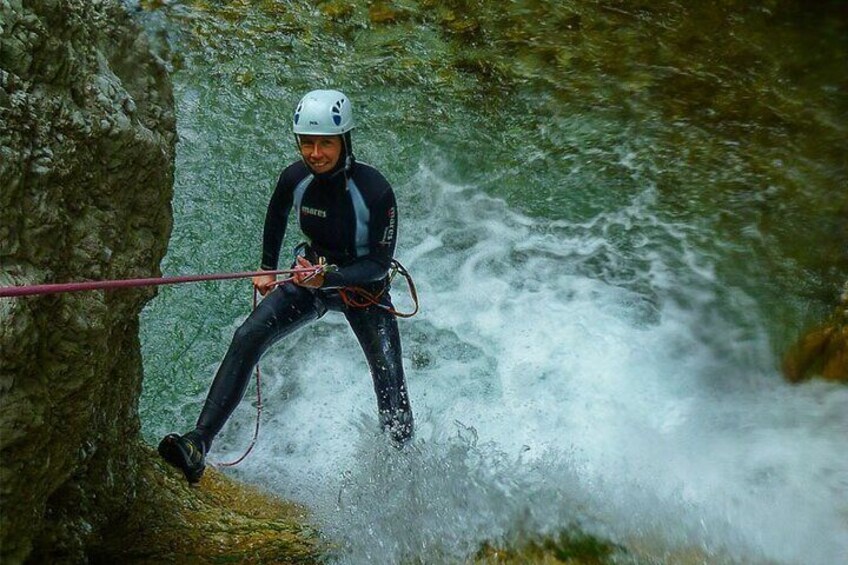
[252,259,336,296]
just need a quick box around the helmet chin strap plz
[341,131,354,176]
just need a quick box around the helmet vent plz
[331,99,345,126]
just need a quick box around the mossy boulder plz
[475,531,622,564]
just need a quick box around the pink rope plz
[1,265,327,466]
[217,286,266,468]
[0,266,323,298]
[216,270,326,467]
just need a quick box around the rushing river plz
[134,2,847,563]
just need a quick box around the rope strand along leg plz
[215,264,332,467]
[217,287,265,468]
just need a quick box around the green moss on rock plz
[1,2,322,563]
[89,445,321,564]
[783,282,848,384]
[476,530,622,564]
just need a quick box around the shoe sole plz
[158,433,205,484]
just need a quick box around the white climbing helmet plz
[292,89,354,136]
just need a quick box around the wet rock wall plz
[0,1,175,561]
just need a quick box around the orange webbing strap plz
[338,260,420,318]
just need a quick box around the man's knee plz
[232,316,267,346]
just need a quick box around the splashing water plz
[134,2,848,563]
[188,162,848,564]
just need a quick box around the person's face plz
[299,135,342,174]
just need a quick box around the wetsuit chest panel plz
[346,178,371,258]
[298,178,356,262]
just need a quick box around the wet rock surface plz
[783,282,848,384]
[0,1,176,561]
[90,447,321,564]
[0,2,319,562]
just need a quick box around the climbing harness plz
[338,259,420,318]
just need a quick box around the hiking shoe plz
[158,432,206,484]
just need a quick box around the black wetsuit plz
[191,157,414,448]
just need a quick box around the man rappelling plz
[158,89,415,484]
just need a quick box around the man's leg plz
[159,283,324,482]
[345,302,414,444]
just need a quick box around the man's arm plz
[260,172,294,271]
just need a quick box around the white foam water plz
[206,162,848,564]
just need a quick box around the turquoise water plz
[136,2,847,563]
